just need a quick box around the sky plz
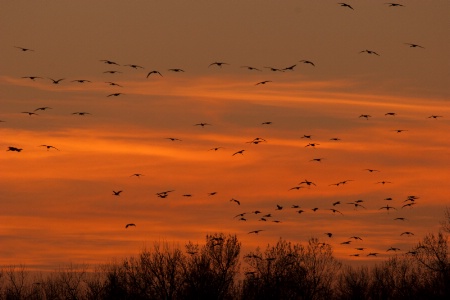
[1,0,449,271]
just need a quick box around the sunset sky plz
[1,0,449,271]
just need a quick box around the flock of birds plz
[3,2,446,262]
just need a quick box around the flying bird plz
[300,179,316,186]
[359,50,380,56]
[282,65,297,71]
[71,79,91,83]
[40,145,59,151]
[48,78,65,84]
[105,82,123,87]
[330,209,343,215]
[385,112,397,116]
[15,46,34,52]
[241,66,261,71]
[34,107,52,111]
[385,3,404,7]
[256,80,272,85]
[72,112,91,116]
[248,230,263,234]
[100,60,120,65]
[125,64,144,69]
[380,205,397,211]
[405,43,424,48]
[230,198,240,205]
[168,68,185,72]
[209,62,229,68]
[7,146,23,152]
[166,138,182,141]
[400,232,414,236]
[232,150,245,156]
[299,60,315,66]
[103,70,122,74]
[22,112,38,116]
[107,93,123,97]
[125,223,136,228]
[147,70,163,77]
[338,3,354,10]
[195,122,211,127]
[112,190,123,196]
[22,76,42,80]
[325,233,333,238]
[359,114,372,120]
[130,173,144,178]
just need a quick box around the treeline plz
[1,228,449,299]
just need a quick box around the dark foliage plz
[0,230,448,300]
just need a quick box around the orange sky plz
[1,0,449,271]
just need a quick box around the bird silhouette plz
[107,93,123,97]
[338,3,354,10]
[22,76,42,80]
[166,137,182,141]
[147,70,163,77]
[256,80,272,85]
[100,60,120,65]
[282,64,297,71]
[232,150,245,156]
[22,112,38,116]
[428,115,443,119]
[405,43,424,48]
[261,121,272,125]
[330,209,343,215]
[325,232,333,238]
[103,70,122,74]
[48,78,65,84]
[359,114,372,120]
[387,247,401,251]
[40,145,59,151]
[360,50,380,56]
[380,205,397,211]
[367,253,379,257]
[168,68,185,72]
[209,62,229,68]
[7,146,23,152]
[130,173,144,178]
[125,64,144,69]
[34,107,52,111]
[386,3,404,7]
[299,60,315,66]
[125,223,136,228]
[113,190,123,196]
[230,198,240,205]
[106,82,123,87]
[195,122,211,127]
[299,179,316,186]
[385,112,397,116]
[400,232,414,236]
[15,46,34,52]
[241,66,261,71]
[248,230,263,234]
[71,79,91,83]
[72,112,91,116]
